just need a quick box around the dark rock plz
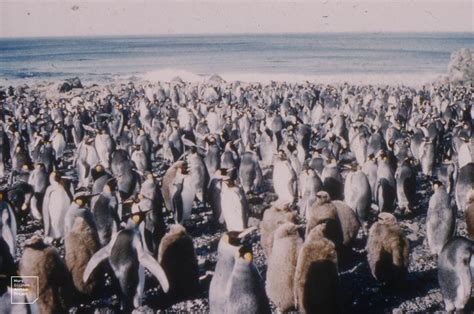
[59,77,83,93]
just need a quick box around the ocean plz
[0,33,473,85]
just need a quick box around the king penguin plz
[83,218,169,311]
[438,237,474,312]
[272,150,297,207]
[209,229,255,314]
[426,181,455,255]
[225,246,271,314]
[42,171,72,242]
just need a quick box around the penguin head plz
[422,137,432,144]
[73,195,88,208]
[168,224,186,236]
[273,222,301,240]
[24,235,48,250]
[34,162,45,171]
[206,136,216,145]
[222,167,238,183]
[432,180,443,191]
[307,223,327,242]
[177,162,189,175]
[21,163,32,173]
[103,178,117,193]
[377,212,397,225]
[327,157,338,167]
[459,134,470,143]
[235,245,253,264]
[91,164,105,179]
[376,150,388,162]
[223,227,256,247]
[130,211,145,225]
[315,191,331,205]
[276,149,287,160]
[311,150,320,158]
[402,157,415,167]
[49,171,61,184]
[223,232,242,247]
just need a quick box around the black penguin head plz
[402,157,415,167]
[222,168,237,186]
[21,163,32,172]
[236,246,253,264]
[73,196,87,208]
[422,137,432,144]
[34,162,45,170]
[104,178,117,193]
[129,210,147,225]
[277,149,287,160]
[432,180,443,191]
[91,164,105,180]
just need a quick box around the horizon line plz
[1,30,472,40]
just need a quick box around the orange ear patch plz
[244,252,253,263]
[132,214,141,224]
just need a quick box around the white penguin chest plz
[220,186,245,231]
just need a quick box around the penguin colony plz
[0,78,472,313]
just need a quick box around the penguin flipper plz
[83,243,111,282]
[135,238,170,293]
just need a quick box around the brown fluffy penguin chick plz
[465,189,474,240]
[294,223,339,314]
[158,224,200,301]
[19,235,72,313]
[266,222,303,312]
[306,191,343,249]
[260,204,298,258]
[333,200,361,247]
[64,216,101,295]
[367,212,409,285]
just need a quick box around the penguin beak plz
[237,227,257,239]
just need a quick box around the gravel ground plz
[7,154,465,314]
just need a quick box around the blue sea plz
[0,33,473,85]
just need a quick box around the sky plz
[0,0,472,38]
